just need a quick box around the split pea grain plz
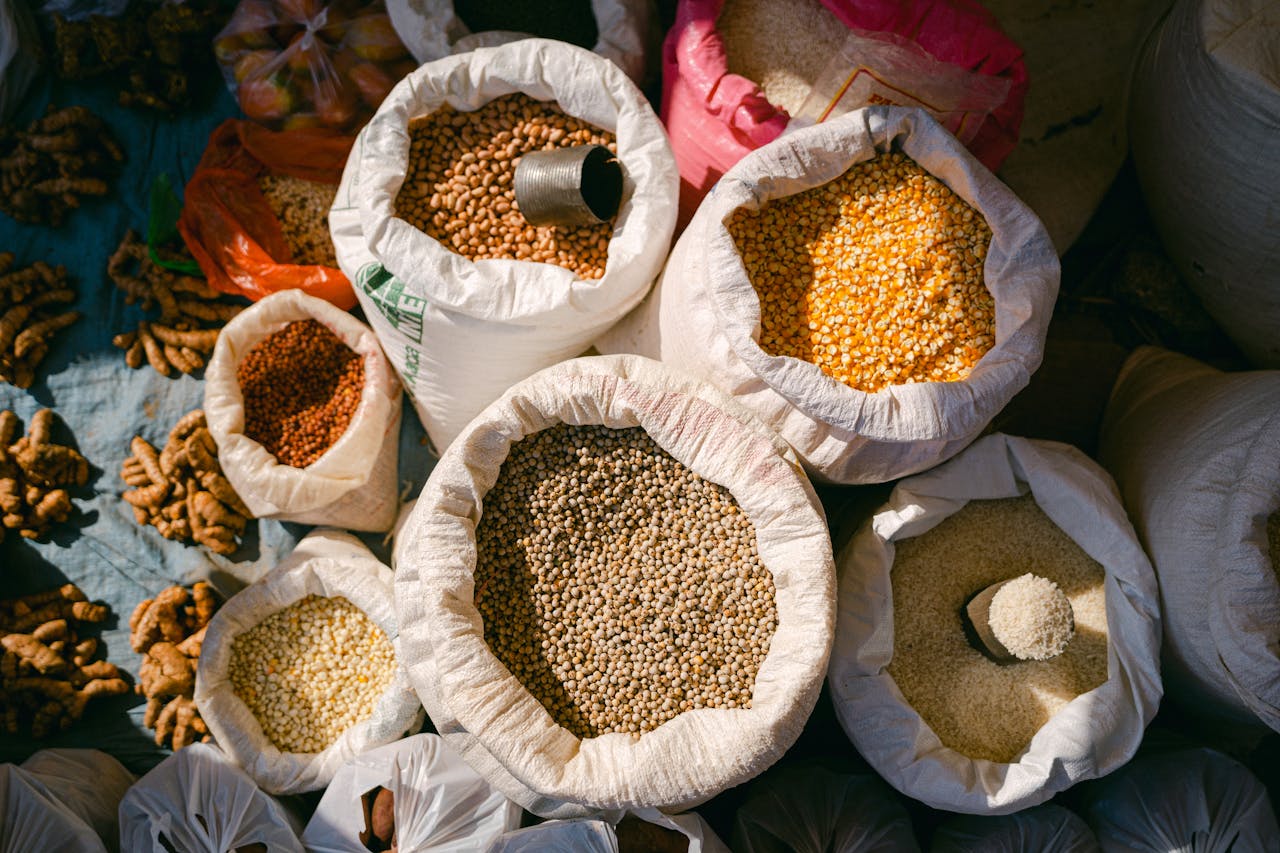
[257,173,339,267]
[228,594,397,754]
[729,151,995,393]
[394,93,617,279]
[237,319,364,468]
[474,423,778,739]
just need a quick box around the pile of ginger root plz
[130,582,217,750]
[1,408,89,542]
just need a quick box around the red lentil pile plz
[237,319,364,467]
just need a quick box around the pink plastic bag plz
[662,0,1027,229]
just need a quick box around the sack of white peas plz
[1099,346,1280,734]
[599,106,1059,484]
[194,529,425,795]
[204,288,403,533]
[331,38,679,451]
[828,433,1162,814]
[394,354,836,817]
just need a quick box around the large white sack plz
[394,354,835,817]
[205,289,402,532]
[1129,0,1280,367]
[931,805,1099,853]
[301,733,520,852]
[194,529,425,795]
[598,106,1058,484]
[332,39,679,451]
[1099,346,1280,732]
[486,810,730,853]
[828,433,1163,814]
[117,742,303,852]
[0,763,105,853]
[19,749,134,852]
[386,0,652,84]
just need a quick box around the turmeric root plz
[0,410,89,542]
[131,583,218,750]
[0,105,121,226]
[0,261,79,388]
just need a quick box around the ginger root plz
[0,105,123,226]
[0,409,90,542]
[131,583,217,750]
[0,256,80,388]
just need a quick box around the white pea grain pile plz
[228,595,397,753]
[257,173,339,267]
[474,423,778,739]
[887,495,1109,763]
[718,0,850,116]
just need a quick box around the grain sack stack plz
[828,434,1162,814]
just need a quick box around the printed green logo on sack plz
[357,263,424,398]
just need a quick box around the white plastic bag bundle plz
[1099,346,1280,732]
[828,433,1163,814]
[301,733,520,852]
[331,38,679,451]
[0,760,111,853]
[194,529,425,794]
[731,762,919,853]
[394,354,835,817]
[1129,0,1280,367]
[385,0,652,83]
[117,742,303,853]
[931,805,1099,853]
[1079,748,1280,852]
[19,750,134,852]
[599,106,1058,484]
[204,289,402,532]
[487,809,730,853]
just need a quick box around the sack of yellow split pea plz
[600,105,1059,484]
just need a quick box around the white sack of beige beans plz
[1100,346,1280,734]
[331,39,678,452]
[118,743,303,852]
[828,433,1162,814]
[598,106,1058,485]
[487,809,729,852]
[1129,0,1280,367]
[393,354,835,817]
[204,289,402,533]
[194,529,425,795]
[386,0,652,84]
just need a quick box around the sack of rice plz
[194,529,425,794]
[331,38,678,451]
[204,288,402,532]
[394,354,834,817]
[931,805,1098,853]
[1099,345,1280,733]
[828,433,1162,813]
[600,106,1057,484]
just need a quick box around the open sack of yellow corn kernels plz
[600,105,1060,485]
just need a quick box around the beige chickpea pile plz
[729,151,995,393]
[475,423,778,739]
[228,595,397,754]
[394,93,617,279]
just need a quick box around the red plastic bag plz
[662,0,1027,228]
[213,0,414,132]
[178,119,357,308]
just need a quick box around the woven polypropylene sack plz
[204,288,402,532]
[828,434,1162,813]
[117,743,303,852]
[19,750,133,852]
[1129,0,1280,367]
[331,38,678,452]
[0,763,106,853]
[194,529,425,794]
[385,0,652,83]
[1099,346,1280,732]
[486,809,730,852]
[394,354,835,817]
[599,107,1058,484]
[931,805,1099,853]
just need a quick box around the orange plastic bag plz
[178,119,357,308]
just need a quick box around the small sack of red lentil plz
[828,433,1162,814]
[1099,346,1280,735]
[203,289,402,532]
[330,37,679,452]
[179,119,358,309]
[393,354,835,817]
[600,105,1058,484]
[194,529,425,795]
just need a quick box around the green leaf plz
[147,174,203,276]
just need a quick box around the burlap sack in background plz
[331,39,678,451]
[194,529,425,795]
[1100,346,1280,734]
[204,289,402,533]
[828,434,1162,814]
[394,355,835,817]
[599,107,1058,484]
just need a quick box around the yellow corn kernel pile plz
[729,151,995,393]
